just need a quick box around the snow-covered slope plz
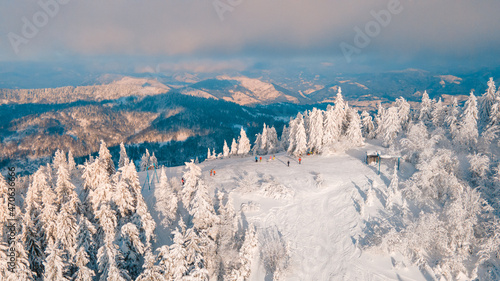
[180,76,301,106]
[139,144,427,280]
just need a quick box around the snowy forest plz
[2,77,500,280]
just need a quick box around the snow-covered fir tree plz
[154,168,178,227]
[418,91,433,125]
[360,110,375,139]
[230,138,238,156]
[344,108,364,147]
[223,140,230,158]
[118,142,129,169]
[98,140,115,176]
[458,91,479,149]
[140,149,151,171]
[307,108,324,153]
[237,128,251,156]
[293,113,308,156]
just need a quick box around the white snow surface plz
[139,143,427,280]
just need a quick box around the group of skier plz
[253,154,302,166]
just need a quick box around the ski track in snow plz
[141,144,427,281]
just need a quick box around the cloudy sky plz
[1,0,499,71]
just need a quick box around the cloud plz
[1,0,500,66]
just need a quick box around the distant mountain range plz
[1,68,497,108]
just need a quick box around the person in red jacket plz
[299,157,302,164]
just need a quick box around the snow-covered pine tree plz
[344,108,364,147]
[467,153,490,187]
[189,177,219,233]
[231,225,258,280]
[395,97,411,132]
[113,164,136,219]
[207,148,212,161]
[260,123,268,153]
[73,215,97,281]
[446,98,460,141]
[385,164,400,209]
[181,160,202,208]
[287,117,298,154]
[223,140,230,158]
[280,125,290,151]
[4,235,33,280]
[307,108,324,154]
[374,102,385,134]
[361,111,375,139]
[237,128,251,156]
[56,202,79,263]
[118,142,129,169]
[67,150,76,173]
[332,88,347,141]
[150,152,158,168]
[154,168,178,227]
[55,163,80,214]
[267,126,279,154]
[53,149,67,171]
[119,223,145,278]
[230,138,238,156]
[98,140,115,176]
[135,250,165,281]
[44,241,68,281]
[39,174,59,246]
[376,107,401,147]
[478,77,499,129]
[140,149,151,171]
[458,91,479,149]
[293,113,308,156]
[432,97,446,129]
[21,168,49,278]
[323,105,336,146]
[418,91,433,125]
[96,203,129,281]
[168,227,188,280]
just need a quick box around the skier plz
[213,170,216,176]
[273,155,275,160]
[299,157,302,164]
[181,178,185,185]
[259,156,262,162]
[210,169,213,176]
[287,160,290,167]
[255,156,258,162]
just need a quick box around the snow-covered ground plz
[139,143,427,280]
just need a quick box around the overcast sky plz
[1,0,499,71]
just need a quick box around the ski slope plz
[139,143,427,280]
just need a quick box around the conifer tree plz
[99,140,115,176]
[293,113,307,156]
[230,138,238,156]
[479,77,499,128]
[323,105,336,146]
[458,92,479,149]
[237,128,251,156]
[44,241,68,281]
[118,142,129,169]
[140,149,151,171]
[432,98,446,129]
[361,111,375,139]
[223,140,230,158]
[418,91,433,125]
[307,108,324,153]
[155,168,178,227]
[345,108,364,146]
[396,97,411,131]
[446,98,460,141]
[150,152,158,168]
[67,150,76,173]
